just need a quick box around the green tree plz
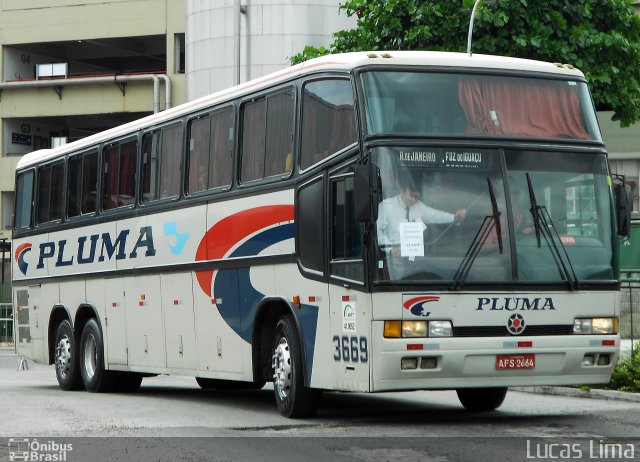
[290,0,640,127]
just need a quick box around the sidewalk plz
[0,344,20,369]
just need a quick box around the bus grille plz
[453,325,574,337]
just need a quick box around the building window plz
[175,33,185,74]
[1,191,15,230]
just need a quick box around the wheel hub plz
[55,335,72,378]
[272,337,292,400]
[83,333,97,380]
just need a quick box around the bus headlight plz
[402,321,428,338]
[573,318,618,335]
[429,321,453,338]
[383,320,453,338]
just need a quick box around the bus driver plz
[377,174,467,257]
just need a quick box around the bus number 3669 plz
[332,336,368,363]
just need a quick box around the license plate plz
[496,354,535,370]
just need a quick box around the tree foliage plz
[290,0,640,127]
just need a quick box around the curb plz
[514,386,640,403]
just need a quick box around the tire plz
[117,372,143,393]
[79,318,118,393]
[195,377,265,390]
[53,319,83,391]
[456,387,508,412]
[271,315,320,418]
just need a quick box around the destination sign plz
[396,148,489,169]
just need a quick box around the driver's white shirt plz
[376,194,455,247]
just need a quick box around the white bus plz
[12,51,622,417]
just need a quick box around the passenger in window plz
[377,174,466,257]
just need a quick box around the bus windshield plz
[360,71,601,141]
[372,147,615,285]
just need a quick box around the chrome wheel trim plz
[272,337,292,400]
[83,333,97,380]
[55,335,72,378]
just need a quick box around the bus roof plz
[15,50,586,170]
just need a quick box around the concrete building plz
[185,0,354,99]
[0,0,187,246]
[0,0,353,255]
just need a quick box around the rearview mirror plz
[353,162,381,222]
[613,176,633,237]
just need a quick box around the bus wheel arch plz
[73,304,101,343]
[252,299,297,384]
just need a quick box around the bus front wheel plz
[271,315,319,418]
[456,387,508,412]
[54,319,83,391]
[79,318,117,393]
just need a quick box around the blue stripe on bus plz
[212,222,318,384]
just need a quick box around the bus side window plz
[209,107,234,188]
[187,107,234,194]
[300,79,356,170]
[240,88,295,183]
[187,116,210,194]
[142,124,182,203]
[68,151,98,218]
[330,173,364,283]
[103,140,136,210]
[36,161,64,224]
[240,98,266,183]
[14,170,34,230]
[264,89,294,178]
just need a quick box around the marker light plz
[573,318,619,335]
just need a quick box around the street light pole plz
[467,0,496,56]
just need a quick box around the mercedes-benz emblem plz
[507,313,526,335]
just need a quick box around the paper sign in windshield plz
[399,221,425,258]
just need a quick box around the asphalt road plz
[1,348,638,462]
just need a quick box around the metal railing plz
[620,279,640,349]
[0,302,13,344]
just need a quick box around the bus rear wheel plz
[54,320,83,391]
[456,387,508,412]
[271,314,319,418]
[79,318,118,393]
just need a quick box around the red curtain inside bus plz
[458,78,592,139]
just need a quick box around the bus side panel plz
[194,269,243,378]
[327,286,372,392]
[99,278,128,367]
[273,264,333,389]
[162,272,198,371]
[60,279,85,322]
[124,275,166,370]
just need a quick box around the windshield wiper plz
[452,177,502,290]
[526,173,580,290]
